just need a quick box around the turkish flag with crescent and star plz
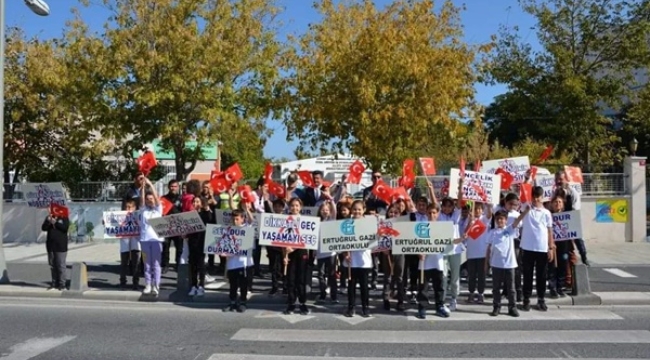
[564,166,584,183]
[263,162,273,185]
[224,163,243,184]
[419,157,436,176]
[348,160,365,184]
[466,219,487,240]
[495,168,514,190]
[269,181,287,199]
[136,150,157,176]
[372,179,394,204]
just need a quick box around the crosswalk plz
[0,336,76,360]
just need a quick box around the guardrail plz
[1,172,628,202]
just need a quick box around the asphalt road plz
[0,297,649,360]
[6,262,650,294]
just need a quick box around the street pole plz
[0,0,50,284]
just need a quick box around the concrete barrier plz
[69,262,88,292]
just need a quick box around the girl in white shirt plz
[464,202,491,304]
[344,200,373,318]
[316,200,338,304]
[137,178,163,296]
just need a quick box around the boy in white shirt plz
[223,209,255,313]
[416,204,452,319]
[520,186,555,312]
[486,210,525,317]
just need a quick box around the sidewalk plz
[2,240,650,306]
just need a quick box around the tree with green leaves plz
[77,0,283,180]
[485,0,650,170]
[281,0,483,174]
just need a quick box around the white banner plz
[204,224,256,255]
[448,169,501,204]
[22,182,66,208]
[258,213,320,250]
[373,216,398,253]
[481,156,531,184]
[552,210,583,241]
[320,217,378,253]
[391,221,456,255]
[214,209,235,225]
[535,174,556,202]
[102,210,140,238]
[148,211,206,238]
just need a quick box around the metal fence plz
[1,172,628,202]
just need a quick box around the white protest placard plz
[214,209,234,225]
[481,156,530,184]
[259,213,320,250]
[535,174,556,202]
[300,207,319,217]
[373,216,398,253]
[102,210,140,238]
[391,221,456,255]
[552,210,583,241]
[148,211,206,238]
[22,182,66,208]
[204,224,256,256]
[320,217,378,253]
[448,169,501,204]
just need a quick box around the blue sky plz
[7,0,539,160]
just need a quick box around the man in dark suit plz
[363,170,388,211]
[42,213,70,290]
[302,170,330,207]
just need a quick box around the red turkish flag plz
[495,168,514,190]
[160,197,173,215]
[391,186,410,202]
[238,185,254,203]
[297,170,316,188]
[263,162,273,185]
[564,166,584,183]
[349,160,365,176]
[210,175,230,194]
[49,203,69,218]
[347,172,361,185]
[536,145,554,164]
[519,183,533,203]
[224,163,244,183]
[403,159,415,175]
[210,170,222,180]
[467,219,487,240]
[398,172,415,189]
[378,226,400,237]
[459,157,466,177]
[268,181,286,199]
[372,179,394,204]
[136,150,157,176]
[419,157,436,176]
[530,166,538,180]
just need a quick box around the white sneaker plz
[196,287,205,297]
[188,286,198,296]
[205,275,216,283]
[143,284,152,295]
[152,285,159,296]
[449,298,457,311]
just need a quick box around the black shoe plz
[120,282,128,290]
[489,306,500,317]
[582,259,590,267]
[237,303,247,313]
[132,283,139,291]
[361,307,371,318]
[283,305,295,315]
[162,266,169,274]
[282,288,288,295]
[299,304,310,315]
[223,303,236,312]
[371,282,378,291]
[396,302,405,312]
[549,290,559,299]
[508,306,520,317]
[331,298,340,304]
[344,307,355,317]
[557,289,566,297]
[522,300,531,311]
[269,287,278,296]
[383,299,390,311]
[537,301,548,312]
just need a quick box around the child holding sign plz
[344,200,373,318]
[316,200,338,304]
[223,209,255,313]
[283,198,310,316]
[547,195,574,298]
[464,202,490,304]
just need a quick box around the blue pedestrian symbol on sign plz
[340,219,355,236]
[415,223,430,238]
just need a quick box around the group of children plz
[103,166,582,319]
